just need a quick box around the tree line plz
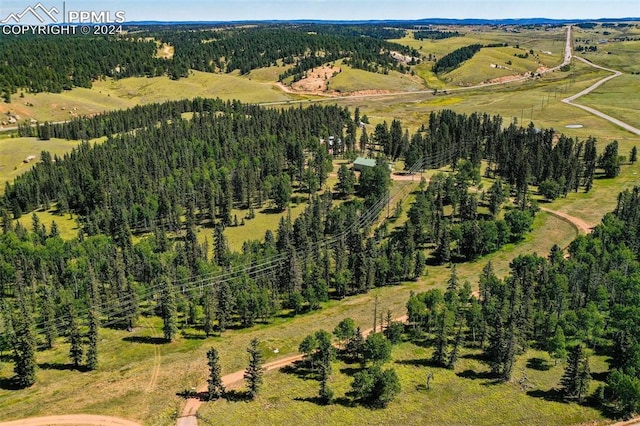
[413,30,462,40]
[432,44,483,74]
[0,34,167,100]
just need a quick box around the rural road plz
[559,33,640,136]
[0,415,141,426]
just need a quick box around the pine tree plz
[160,277,178,342]
[203,289,216,337]
[576,355,591,403]
[548,326,567,366]
[432,307,452,367]
[11,302,37,388]
[316,330,335,404]
[40,285,57,349]
[486,320,507,376]
[216,280,234,332]
[86,308,99,371]
[244,338,264,399]
[447,327,463,369]
[213,224,230,268]
[560,343,591,402]
[68,307,84,369]
[346,327,365,362]
[206,347,225,400]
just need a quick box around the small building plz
[353,157,377,172]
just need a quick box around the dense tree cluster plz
[432,44,483,74]
[406,110,598,202]
[0,35,166,98]
[298,319,401,408]
[413,30,462,40]
[406,185,640,417]
[7,100,350,230]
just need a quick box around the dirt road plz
[561,43,640,136]
[0,415,141,426]
[539,206,593,236]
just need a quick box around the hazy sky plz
[1,0,639,22]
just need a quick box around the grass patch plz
[330,66,425,93]
[195,201,309,254]
[443,46,545,86]
[198,342,606,426]
[15,207,79,240]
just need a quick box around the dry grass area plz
[156,43,175,59]
[291,65,341,93]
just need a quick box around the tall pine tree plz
[206,347,225,400]
[244,338,265,399]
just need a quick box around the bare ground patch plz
[291,65,341,94]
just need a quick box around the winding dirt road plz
[561,49,640,136]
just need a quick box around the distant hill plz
[123,17,640,27]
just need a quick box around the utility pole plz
[373,294,379,332]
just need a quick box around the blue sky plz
[1,0,639,22]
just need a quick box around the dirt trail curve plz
[176,315,407,426]
[0,415,141,426]
[539,206,593,236]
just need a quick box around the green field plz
[391,26,566,88]
[329,66,425,93]
[577,74,640,130]
[572,26,640,74]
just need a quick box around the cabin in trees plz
[353,157,377,172]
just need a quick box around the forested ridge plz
[413,30,463,40]
[156,26,419,79]
[0,24,419,100]
[0,35,168,100]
